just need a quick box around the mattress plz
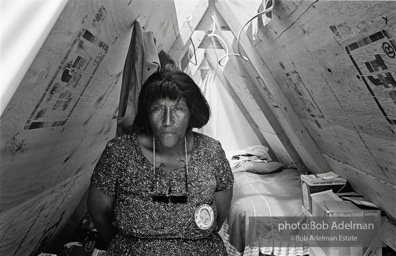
[223,163,309,256]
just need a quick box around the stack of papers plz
[302,171,347,185]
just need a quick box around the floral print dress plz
[91,132,234,255]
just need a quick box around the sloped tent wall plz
[197,71,262,153]
[173,0,396,249]
[0,0,182,255]
[214,0,396,249]
[0,0,69,114]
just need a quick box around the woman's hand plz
[87,185,117,249]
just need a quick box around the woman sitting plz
[87,69,234,255]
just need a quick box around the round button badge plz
[194,204,214,230]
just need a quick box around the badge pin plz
[194,204,214,230]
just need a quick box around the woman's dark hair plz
[132,70,210,134]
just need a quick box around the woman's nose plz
[163,108,174,126]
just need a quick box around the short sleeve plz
[90,140,119,197]
[214,141,234,191]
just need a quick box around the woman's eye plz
[152,106,162,112]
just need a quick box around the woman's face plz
[148,97,190,149]
[200,209,210,224]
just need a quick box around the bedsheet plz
[223,166,309,256]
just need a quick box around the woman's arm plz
[87,185,117,249]
[214,187,233,231]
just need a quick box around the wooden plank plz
[10,184,73,255]
[209,31,284,135]
[359,132,396,182]
[0,0,178,211]
[200,69,210,81]
[244,0,396,221]
[180,30,206,69]
[208,28,318,171]
[198,57,210,70]
[0,173,88,255]
[190,69,202,86]
[324,155,396,221]
[210,51,275,135]
[223,60,303,167]
[40,172,91,253]
[173,0,203,29]
[383,221,396,252]
[205,56,278,161]
[215,0,261,33]
[0,205,32,256]
[216,0,332,174]
[251,0,396,138]
[286,94,395,183]
[298,118,393,180]
[1,0,118,212]
[195,0,229,31]
[254,3,396,135]
[206,48,297,165]
[300,120,360,169]
[333,126,396,182]
[324,155,396,249]
[168,0,209,62]
[0,0,179,255]
[211,36,310,169]
[262,134,296,166]
[184,48,206,78]
[198,34,224,49]
[258,0,396,130]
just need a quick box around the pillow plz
[232,161,285,174]
[227,145,271,161]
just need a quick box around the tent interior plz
[1,0,395,255]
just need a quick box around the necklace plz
[152,136,188,177]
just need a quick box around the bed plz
[222,146,309,256]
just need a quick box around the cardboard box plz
[311,191,381,217]
[310,190,343,216]
[301,173,346,214]
[310,191,382,256]
[309,202,358,255]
